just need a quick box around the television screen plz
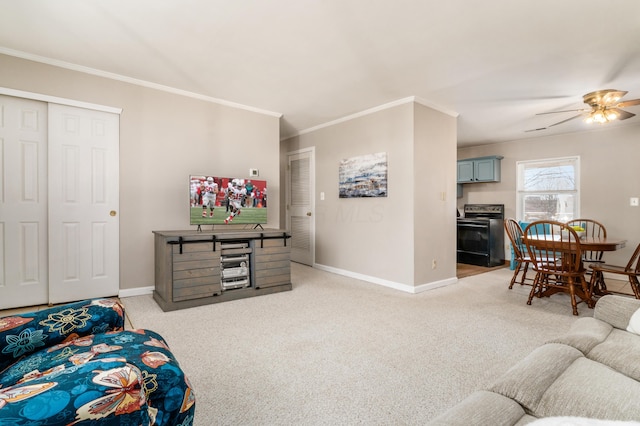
[190,175,267,226]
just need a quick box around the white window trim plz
[516,156,580,222]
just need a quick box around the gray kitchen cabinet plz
[457,156,503,183]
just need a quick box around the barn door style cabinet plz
[153,229,291,311]
[457,155,503,183]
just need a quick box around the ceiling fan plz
[526,89,640,132]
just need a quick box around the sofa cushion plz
[535,357,640,420]
[488,343,583,414]
[594,296,640,330]
[547,317,613,355]
[586,329,640,382]
[428,390,528,426]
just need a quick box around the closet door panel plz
[48,104,119,304]
[0,95,48,309]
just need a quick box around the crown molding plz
[293,96,458,139]
[414,96,459,118]
[0,47,283,118]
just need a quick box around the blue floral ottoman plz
[0,298,195,425]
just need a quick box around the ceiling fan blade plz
[612,108,636,120]
[546,114,585,128]
[602,90,628,106]
[524,113,584,132]
[584,90,628,107]
[616,99,640,108]
[536,108,589,116]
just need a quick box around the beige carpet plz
[121,263,594,426]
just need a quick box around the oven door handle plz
[457,223,489,229]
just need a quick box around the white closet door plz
[0,96,49,309]
[287,148,315,266]
[48,103,119,304]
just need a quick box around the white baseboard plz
[413,277,459,293]
[119,286,154,299]
[313,263,458,294]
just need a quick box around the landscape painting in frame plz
[339,152,388,198]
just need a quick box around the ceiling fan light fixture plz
[593,110,606,123]
[585,107,617,125]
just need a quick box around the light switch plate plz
[631,197,639,207]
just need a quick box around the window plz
[516,157,580,222]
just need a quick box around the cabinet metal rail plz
[168,232,291,253]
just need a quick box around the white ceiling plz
[1,0,639,147]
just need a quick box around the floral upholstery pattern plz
[0,298,195,425]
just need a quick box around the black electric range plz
[457,204,505,267]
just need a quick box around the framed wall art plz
[338,152,387,198]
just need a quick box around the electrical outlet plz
[631,197,639,207]
[432,259,437,270]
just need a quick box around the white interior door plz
[0,96,49,309]
[48,104,119,304]
[286,148,314,265]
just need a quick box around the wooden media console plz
[153,229,291,311]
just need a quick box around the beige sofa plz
[429,295,640,425]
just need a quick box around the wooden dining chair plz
[523,220,591,316]
[566,218,607,269]
[504,218,532,289]
[589,242,640,299]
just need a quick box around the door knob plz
[110,210,117,217]
[306,212,312,216]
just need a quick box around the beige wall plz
[283,101,457,289]
[413,103,457,284]
[457,123,640,266]
[0,54,281,292]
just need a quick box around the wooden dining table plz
[522,235,627,306]
[523,235,627,252]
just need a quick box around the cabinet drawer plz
[173,284,221,301]
[173,275,222,302]
[255,264,290,289]
[255,273,291,289]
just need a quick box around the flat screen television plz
[189,175,267,226]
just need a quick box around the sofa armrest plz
[428,390,529,425]
[0,298,124,371]
[593,294,640,330]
